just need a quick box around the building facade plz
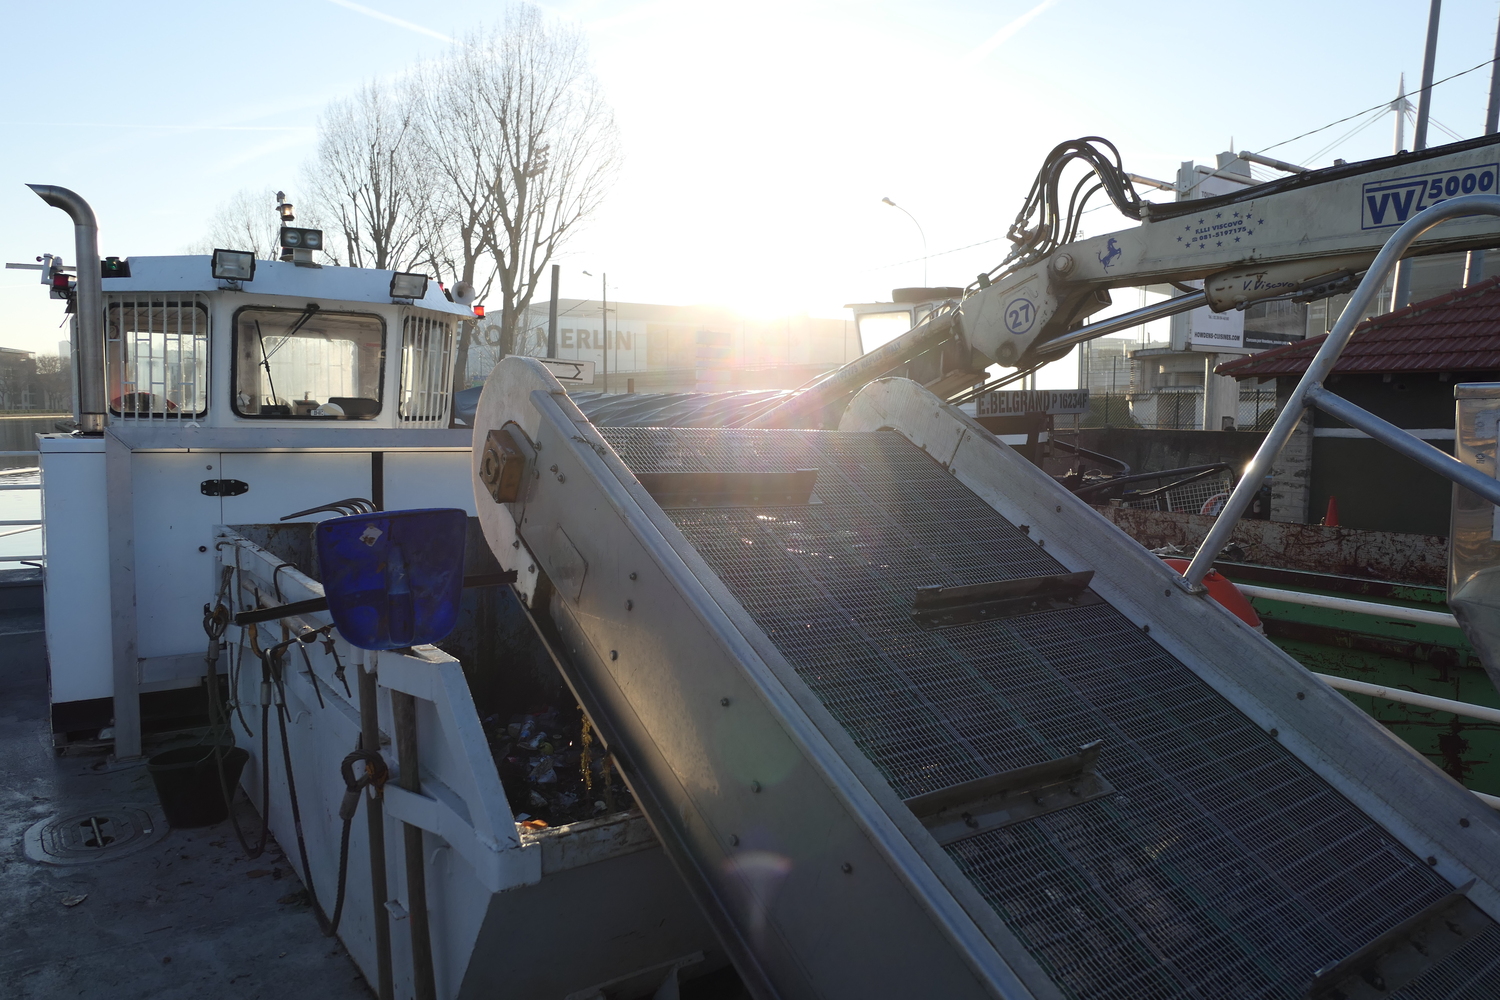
[463,299,860,393]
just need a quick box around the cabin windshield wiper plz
[255,303,320,408]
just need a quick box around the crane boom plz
[752,132,1500,427]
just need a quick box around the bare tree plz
[307,80,428,272]
[190,186,340,263]
[188,187,282,259]
[422,7,622,383]
[411,58,499,302]
[33,354,72,412]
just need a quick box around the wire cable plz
[1258,55,1497,156]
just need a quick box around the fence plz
[0,454,42,565]
[1238,389,1278,431]
[1085,389,1280,431]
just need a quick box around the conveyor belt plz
[601,425,1500,1000]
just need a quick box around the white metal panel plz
[99,256,472,318]
[39,439,112,703]
[222,534,531,995]
[131,452,222,658]
[382,451,474,514]
[218,452,375,527]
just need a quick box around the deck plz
[0,578,373,1000]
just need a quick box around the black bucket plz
[147,745,249,828]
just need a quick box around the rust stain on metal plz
[1094,507,1447,586]
[1261,619,1475,674]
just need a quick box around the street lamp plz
[882,196,928,287]
[583,270,610,392]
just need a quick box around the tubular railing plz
[0,450,43,563]
[1180,194,1500,592]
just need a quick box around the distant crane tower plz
[1391,74,1414,155]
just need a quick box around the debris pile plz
[483,706,632,828]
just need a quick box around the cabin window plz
[855,309,915,353]
[399,314,455,424]
[233,306,384,419]
[105,298,210,418]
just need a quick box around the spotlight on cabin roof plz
[211,248,256,282]
[278,226,324,265]
[390,271,429,301]
[279,226,322,250]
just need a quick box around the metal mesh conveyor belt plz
[600,425,1500,1000]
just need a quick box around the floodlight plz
[212,249,256,282]
[390,272,429,299]
[278,226,323,249]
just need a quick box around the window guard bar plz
[1179,194,1500,593]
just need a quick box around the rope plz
[328,747,389,935]
[270,651,330,932]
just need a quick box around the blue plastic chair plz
[314,508,468,650]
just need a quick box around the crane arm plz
[977,131,1500,369]
[750,133,1500,428]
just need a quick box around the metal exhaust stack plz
[28,184,105,435]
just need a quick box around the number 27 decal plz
[1005,297,1037,335]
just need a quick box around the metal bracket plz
[912,570,1101,627]
[904,741,1114,845]
[635,468,819,507]
[200,479,249,497]
[1305,880,1488,999]
[479,426,529,504]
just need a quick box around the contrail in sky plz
[326,0,453,43]
[960,0,1064,66]
[0,122,312,132]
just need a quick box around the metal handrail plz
[1314,671,1500,725]
[1237,583,1459,628]
[0,452,44,561]
[1180,194,1500,592]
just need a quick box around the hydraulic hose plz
[220,567,390,993]
[202,572,268,859]
[269,648,329,931]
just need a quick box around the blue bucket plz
[314,508,468,650]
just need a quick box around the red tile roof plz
[1215,275,1500,379]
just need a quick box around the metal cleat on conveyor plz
[471,357,1500,1000]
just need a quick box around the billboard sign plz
[976,389,1089,417]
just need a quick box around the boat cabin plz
[40,254,479,750]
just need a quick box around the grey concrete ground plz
[0,609,372,1000]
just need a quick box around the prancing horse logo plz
[1098,237,1122,270]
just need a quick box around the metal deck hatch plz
[600,425,1500,1000]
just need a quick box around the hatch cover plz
[24,806,167,866]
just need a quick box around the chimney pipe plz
[28,184,105,435]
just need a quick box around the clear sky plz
[4,0,1500,367]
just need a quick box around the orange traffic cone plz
[1323,496,1339,527]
